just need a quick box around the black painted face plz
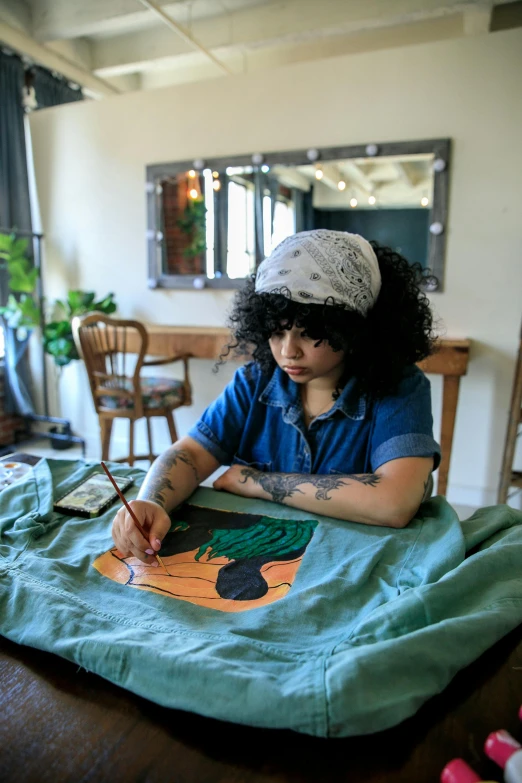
[93,504,318,613]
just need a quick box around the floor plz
[4,437,479,521]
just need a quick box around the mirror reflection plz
[159,153,435,281]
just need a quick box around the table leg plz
[438,375,461,496]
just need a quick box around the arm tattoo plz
[140,448,199,506]
[161,448,200,483]
[343,473,381,487]
[239,469,381,503]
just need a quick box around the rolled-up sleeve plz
[370,367,441,472]
[187,364,258,465]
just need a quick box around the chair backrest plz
[72,313,149,418]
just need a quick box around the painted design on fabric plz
[93,504,318,612]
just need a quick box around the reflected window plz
[227,180,255,279]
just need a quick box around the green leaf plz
[46,337,73,356]
[18,294,40,323]
[92,292,116,314]
[7,262,38,293]
[0,233,14,253]
[10,238,29,260]
[43,320,72,340]
[67,290,96,315]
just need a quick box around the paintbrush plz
[101,461,168,572]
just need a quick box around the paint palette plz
[0,461,33,490]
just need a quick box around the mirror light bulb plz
[350,198,358,207]
[421,197,429,207]
[368,196,376,205]
[189,188,198,199]
[213,180,221,191]
[315,169,323,180]
[188,169,196,178]
[338,180,346,191]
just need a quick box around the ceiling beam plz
[137,14,464,90]
[34,0,484,46]
[31,0,175,41]
[136,0,233,75]
[0,21,120,97]
[91,0,477,77]
[463,2,493,33]
[0,0,31,33]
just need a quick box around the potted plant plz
[0,232,41,339]
[43,290,117,367]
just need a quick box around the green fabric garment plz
[1,458,522,737]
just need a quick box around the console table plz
[137,327,470,496]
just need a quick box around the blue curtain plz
[0,51,35,416]
[31,66,83,109]
[0,51,84,417]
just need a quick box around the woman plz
[112,230,440,564]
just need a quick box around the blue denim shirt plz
[188,362,440,475]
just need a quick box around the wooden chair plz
[498,319,522,504]
[72,313,192,466]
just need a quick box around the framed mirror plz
[146,138,450,291]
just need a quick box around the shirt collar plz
[259,366,366,421]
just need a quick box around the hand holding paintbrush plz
[101,461,169,572]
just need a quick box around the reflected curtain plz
[214,173,229,276]
[268,176,279,238]
[293,187,314,233]
[0,51,35,416]
[253,169,266,267]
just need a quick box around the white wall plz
[29,28,522,507]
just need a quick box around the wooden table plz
[140,327,471,496]
[1,622,521,783]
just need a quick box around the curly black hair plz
[219,243,437,400]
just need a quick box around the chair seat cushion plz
[100,377,186,411]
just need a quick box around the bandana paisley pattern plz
[255,229,381,316]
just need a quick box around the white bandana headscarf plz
[255,229,381,316]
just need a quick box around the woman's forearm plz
[138,437,219,513]
[237,468,426,528]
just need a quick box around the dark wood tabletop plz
[2,622,522,783]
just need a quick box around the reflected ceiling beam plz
[0,21,120,97]
[270,167,311,192]
[340,161,374,196]
[135,0,233,76]
[393,162,415,187]
[318,163,348,193]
